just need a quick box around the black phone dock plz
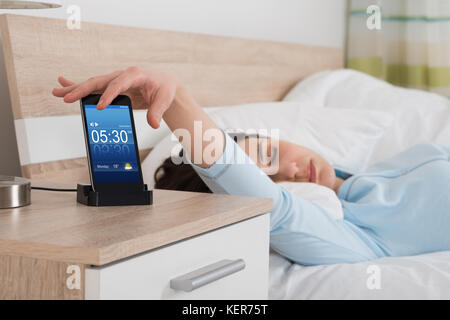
[76,183,153,206]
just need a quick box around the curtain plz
[347,0,450,97]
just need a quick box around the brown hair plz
[154,150,212,193]
[154,132,260,193]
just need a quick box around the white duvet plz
[270,69,450,300]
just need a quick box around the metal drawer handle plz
[170,259,245,292]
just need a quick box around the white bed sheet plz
[269,69,450,300]
[269,250,450,299]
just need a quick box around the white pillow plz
[283,69,357,106]
[283,69,450,165]
[208,101,393,172]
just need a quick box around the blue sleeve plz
[189,132,380,265]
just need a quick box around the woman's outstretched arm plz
[52,67,223,168]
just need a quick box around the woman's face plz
[237,137,337,190]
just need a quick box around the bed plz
[140,69,450,300]
[2,14,449,300]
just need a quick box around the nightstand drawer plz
[85,213,270,300]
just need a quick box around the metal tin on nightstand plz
[0,176,31,209]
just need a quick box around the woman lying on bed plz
[53,67,450,266]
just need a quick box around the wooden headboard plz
[0,14,343,183]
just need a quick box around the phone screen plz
[81,95,143,192]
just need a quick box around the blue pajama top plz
[190,132,450,265]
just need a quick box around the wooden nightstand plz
[0,188,272,300]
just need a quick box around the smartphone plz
[80,94,144,193]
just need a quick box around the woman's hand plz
[53,66,224,167]
[52,67,181,129]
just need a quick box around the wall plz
[1,0,347,47]
[0,0,347,176]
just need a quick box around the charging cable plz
[31,186,77,192]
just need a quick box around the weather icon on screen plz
[124,163,133,170]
